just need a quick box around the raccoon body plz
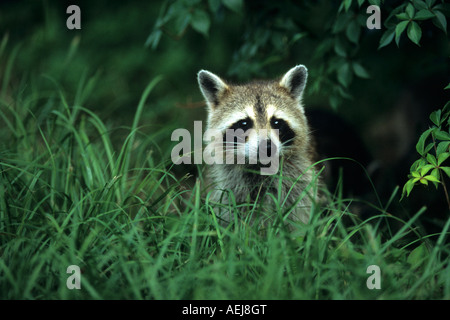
[197,65,319,225]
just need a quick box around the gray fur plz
[198,66,319,227]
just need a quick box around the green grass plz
[1,62,449,300]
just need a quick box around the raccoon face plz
[198,65,309,173]
[223,115,276,168]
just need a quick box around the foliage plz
[402,86,450,209]
[379,0,447,48]
[148,0,449,109]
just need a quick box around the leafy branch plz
[402,83,450,210]
[146,0,449,111]
[379,0,447,48]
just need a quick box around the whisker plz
[281,138,295,147]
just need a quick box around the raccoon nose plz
[259,139,277,158]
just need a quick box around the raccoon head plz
[198,65,310,175]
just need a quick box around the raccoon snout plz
[258,139,277,158]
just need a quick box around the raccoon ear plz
[197,70,229,109]
[279,65,308,101]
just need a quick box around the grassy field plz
[1,65,449,300]
[1,1,450,300]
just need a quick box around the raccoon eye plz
[229,117,253,132]
[225,117,253,146]
[271,119,282,127]
[271,117,295,146]
[271,117,286,129]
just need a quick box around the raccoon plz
[197,65,320,226]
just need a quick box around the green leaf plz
[145,29,162,49]
[337,63,352,88]
[395,21,409,46]
[430,110,442,126]
[416,128,434,156]
[378,28,395,49]
[402,179,416,197]
[332,13,351,34]
[413,0,428,10]
[344,0,352,12]
[445,83,450,90]
[406,4,415,19]
[434,130,450,141]
[174,12,192,36]
[407,21,422,46]
[222,0,243,14]
[411,171,421,178]
[434,10,447,34]
[441,166,450,178]
[438,152,450,166]
[191,9,210,37]
[290,32,307,45]
[352,62,370,79]
[431,168,440,188]
[443,101,450,114]
[424,174,440,183]
[411,158,427,171]
[424,141,435,155]
[437,141,450,155]
[346,20,361,44]
[414,9,435,20]
[334,38,347,57]
[420,163,435,175]
[426,153,437,166]
[396,13,409,20]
